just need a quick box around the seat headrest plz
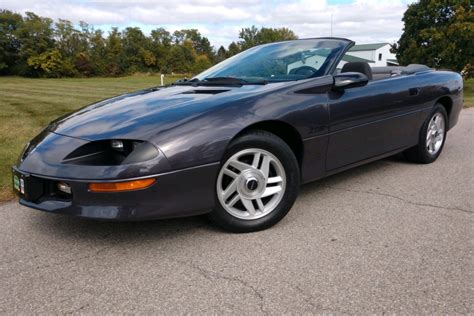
[341,62,373,80]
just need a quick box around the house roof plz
[342,54,374,63]
[349,43,388,52]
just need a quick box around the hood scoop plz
[181,89,230,95]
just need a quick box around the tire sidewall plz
[211,131,300,232]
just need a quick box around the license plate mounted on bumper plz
[12,169,44,202]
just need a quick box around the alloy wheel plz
[217,148,286,220]
[426,112,445,155]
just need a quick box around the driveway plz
[1,109,473,314]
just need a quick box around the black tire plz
[209,130,300,233]
[404,104,448,164]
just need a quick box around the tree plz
[239,26,298,50]
[167,39,197,73]
[151,28,171,47]
[239,26,259,50]
[393,0,473,72]
[15,12,55,76]
[0,10,23,74]
[104,27,123,75]
[27,48,64,77]
[141,49,156,68]
[54,19,91,76]
[216,45,227,62]
[258,27,297,44]
[121,27,147,72]
[55,19,81,57]
[173,29,215,62]
[89,29,107,75]
[74,52,93,76]
[150,28,172,72]
[193,54,212,73]
[227,42,241,57]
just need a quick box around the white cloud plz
[1,0,416,47]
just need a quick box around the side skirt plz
[323,146,411,179]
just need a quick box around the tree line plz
[1,1,472,78]
[0,10,297,77]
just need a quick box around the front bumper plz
[13,163,220,220]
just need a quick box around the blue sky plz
[2,0,416,48]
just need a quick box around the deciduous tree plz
[239,26,298,50]
[0,10,23,74]
[393,0,473,72]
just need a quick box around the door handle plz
[409,87,421,96]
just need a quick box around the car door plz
[325,75,423,171]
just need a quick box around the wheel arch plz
[436,96,453,122]
[230,120,304,168]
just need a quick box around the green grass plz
[0,74,182,201]
[463,79,474,108]
[0,76,473,202]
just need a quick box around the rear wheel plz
[210,131,299,232]
[404,104,448,164]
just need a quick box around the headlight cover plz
[62,140,159,166]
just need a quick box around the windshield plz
[195,39,350,83]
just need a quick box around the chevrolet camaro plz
[13,38,463,232]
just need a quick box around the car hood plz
[48,85,268,141]
[49,84,283,142]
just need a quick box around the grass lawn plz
[0,76,473,202]
[463,79,474,108]
[0,74,182,202]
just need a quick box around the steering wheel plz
[289,66,318,77]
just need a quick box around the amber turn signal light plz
[89,178,156,192]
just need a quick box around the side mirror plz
[333,72,369,90]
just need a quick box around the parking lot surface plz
[1,109,473,314]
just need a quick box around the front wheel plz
[209,131,300,233]
[404,104,448,164]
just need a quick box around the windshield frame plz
[194,38,354,84]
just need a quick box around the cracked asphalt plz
[1,109,473,314]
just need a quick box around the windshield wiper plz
[173,77,267,87]
[204,77,268,85]
[172,78,202,86]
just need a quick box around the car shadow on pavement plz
[30,153,409,242]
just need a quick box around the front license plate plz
[12,172,26,195]
[12,169,44,201]
[13,174,20,192]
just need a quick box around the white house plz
[347,43,398,67]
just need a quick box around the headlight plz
[63,140,159,166]
[111,140,124,151]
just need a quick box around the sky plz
[1,0,416,48]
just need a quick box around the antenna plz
[331,14,333,37]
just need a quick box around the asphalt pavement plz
[1,109,473,314]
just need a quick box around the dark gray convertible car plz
[13,38,463,232]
